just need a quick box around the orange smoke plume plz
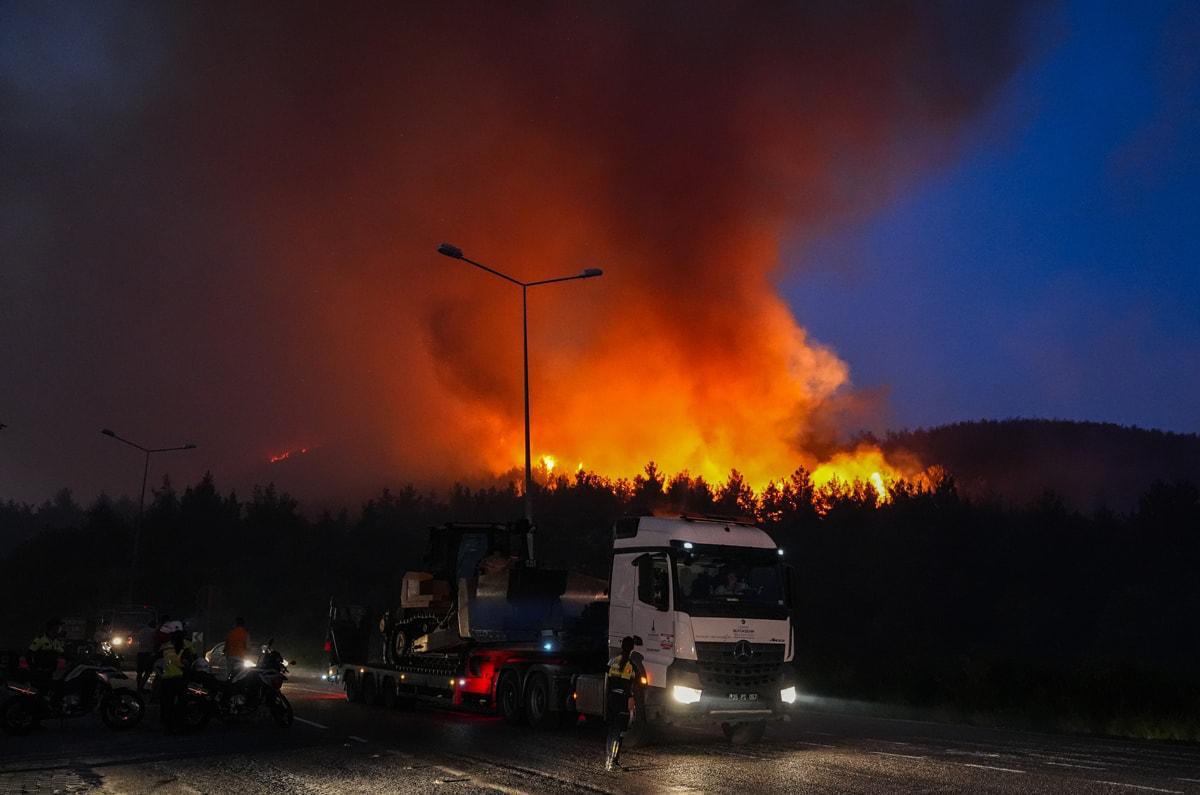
[152,4,1037,497]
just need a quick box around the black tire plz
[177,692,212,732]
[380,676,398,708]
[721,720,767,745]
[622,709,655,748]
[270,692,294,727]
[2,696,36,736]
[524,673,559,730]
[361,673,378,705]
[344,670,362,703]
[496,670,523,724]
[99,690,145,731]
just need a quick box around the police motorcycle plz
[2,641,145,735]
[179,639,293,730]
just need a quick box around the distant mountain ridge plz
[880,419,1200,511]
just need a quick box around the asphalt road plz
[2,676,1198,794]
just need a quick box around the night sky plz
[2,1,1197,505]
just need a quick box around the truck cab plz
[606,515,796,738]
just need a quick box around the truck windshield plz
[674,546,787,619]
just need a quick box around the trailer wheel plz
[361,672,379,705]
[721,720,766,745]
[524,673,558,730]
[380,676,398,708]
[344,670,363,703]
[497,670,523,724]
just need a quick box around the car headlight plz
[780,685,797,704]
[672,685,703,704]
[111,636,124,646]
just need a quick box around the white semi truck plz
[328,514,796,744]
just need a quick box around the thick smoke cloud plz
[0,2,1037,502]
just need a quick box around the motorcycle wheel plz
[99,690,145,730]
[2,697,37,736]
[270,692,294,728]
[178,694,213,732]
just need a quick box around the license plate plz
[727,693,758,701]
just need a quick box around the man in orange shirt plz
[225,616,250,676]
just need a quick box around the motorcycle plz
[2,642,145,735]
[179,640,293,730]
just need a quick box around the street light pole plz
[522,284,532,524]
[101,429,196,602]
[437,243,602,528]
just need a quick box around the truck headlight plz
[780,686,797,704]
[672,685,703,704]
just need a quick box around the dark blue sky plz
[783,0,1199,433]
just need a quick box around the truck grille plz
[694,642,785,690]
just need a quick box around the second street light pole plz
[101,429,196,602]
[438,243,602,528]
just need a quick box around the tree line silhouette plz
[2,463,1197,738]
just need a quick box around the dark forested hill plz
[882,419,1200,511]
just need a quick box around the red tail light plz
[323,640,332,652]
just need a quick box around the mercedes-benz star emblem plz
[733,640,753,662]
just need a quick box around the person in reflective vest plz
[28,618,67,673]
[159,631,187,734]
[604,636,642,771]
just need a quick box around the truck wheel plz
[361,672,379,705]
[524,673,558,730]
[622,712,655,748]
[497,670,523,724]
[380,676,398,708]
[344,670,363,703]
[721,720,766,745]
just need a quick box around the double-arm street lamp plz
[101,428,196,600]
[437,243,602,528]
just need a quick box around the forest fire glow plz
[184,4,1029,502]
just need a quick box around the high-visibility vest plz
[607,657,635,681]
[162,646,185,679]
[29,635,64,653]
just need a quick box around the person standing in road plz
[224,616,249,676]
[135,617,157,692]
[28,618,66,673]
[604,636,643,771]
[159,630,187,734]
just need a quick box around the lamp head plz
[101,429,116,437]
[437,243,464,259]
[581,268,603,278]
